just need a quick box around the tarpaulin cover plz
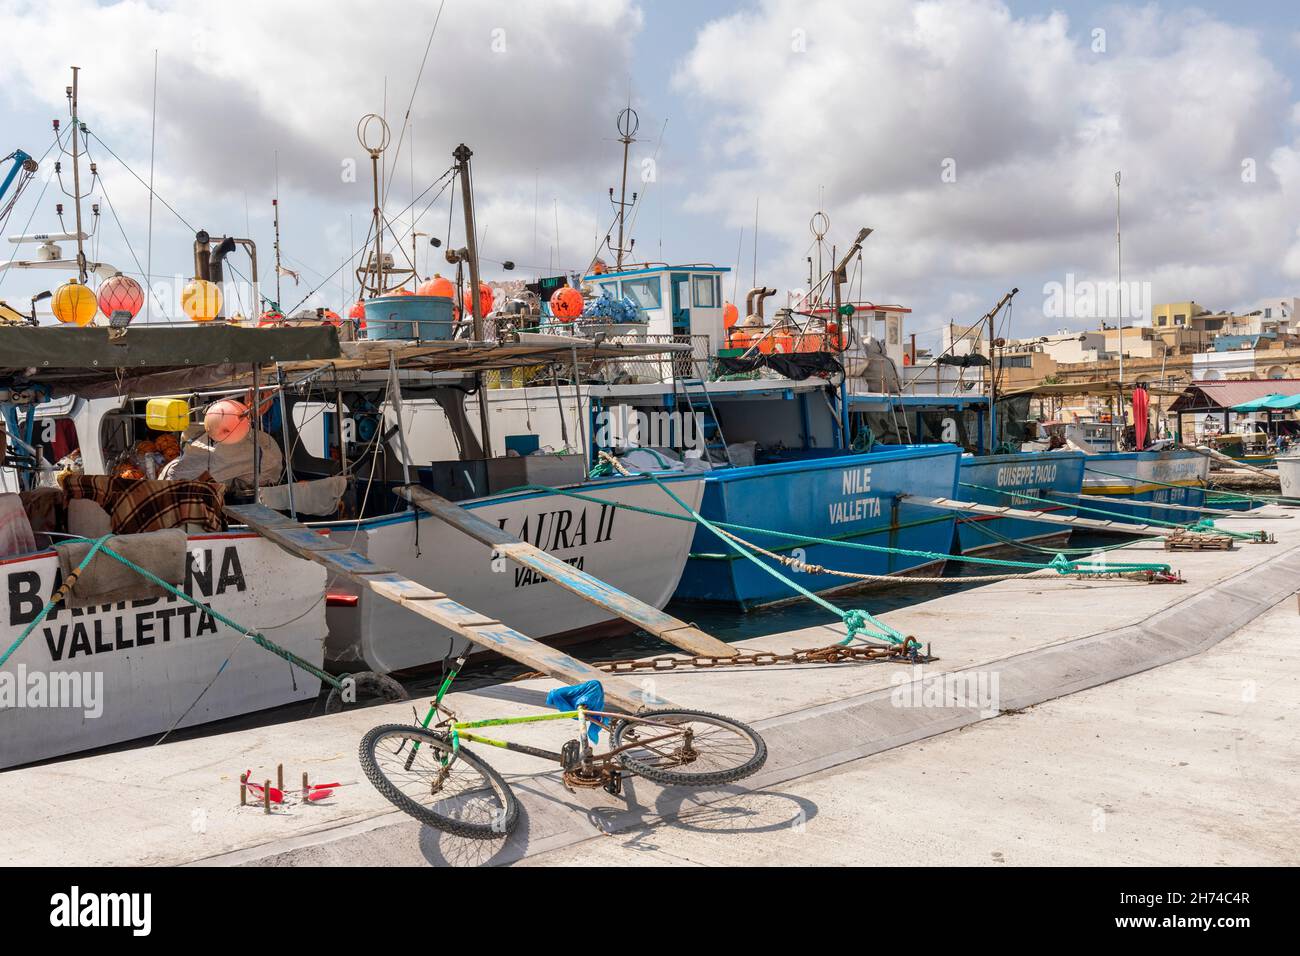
[936,353,990,367]
[545,680,606,742]
[54,529,186,608]
[714,351,844,380]
[0,325,340,395]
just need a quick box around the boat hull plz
[955,451,1085,553]
[1279,454,1300,501]
[673,445,963,609]
[0,534,326,770]
[319,474,704,672]
[1080,450,1209,524]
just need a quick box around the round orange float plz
[204,399,250,444]
[550,286,583,320]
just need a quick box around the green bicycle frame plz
[412,653,600,764]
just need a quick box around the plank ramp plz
[396,484,736,658]
[1062,490,1279,519]
[906,495,1171,537]
[225,503,668,713]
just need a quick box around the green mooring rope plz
[0,534,342,689]
[620,466,908,646]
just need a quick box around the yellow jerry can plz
[145,398,191,433]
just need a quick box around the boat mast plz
[272,197,282,309]
[454,142,492,451]
[1115,170,1123,389]
[608,107,638,270]
[357,113,391,296]
[67,66,88,284]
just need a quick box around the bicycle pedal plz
[560,739,582,771]
[602,772,623,797]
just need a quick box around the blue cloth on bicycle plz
[546,680,605,743]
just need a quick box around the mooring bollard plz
[302,772,309,800]
[263,779,272,815]
[240,772,248,807]
[277,763,284,792]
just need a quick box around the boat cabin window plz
[621,276,662,315]
[691,274,719,309]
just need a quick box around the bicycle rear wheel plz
[612,709,767,787]
[359,724,518,839]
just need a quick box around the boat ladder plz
[394,484,736,658]
[226,503,671,712]
[904,495,1172,538]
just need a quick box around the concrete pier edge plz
[196,534,1300,867]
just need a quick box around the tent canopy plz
[1232,393,1300,412]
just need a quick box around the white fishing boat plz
[1278,449,1300,500]
[0,325,338,770]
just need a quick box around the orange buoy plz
[722,302,739,329]
[551,286,583,320]
[463,282,494,315]
[419,275,455,299]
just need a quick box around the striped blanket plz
[61,475,227,534]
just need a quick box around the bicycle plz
[358,649,768,839]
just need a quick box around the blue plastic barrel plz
[363,294,455,341]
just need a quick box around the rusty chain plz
[510,639,932,681]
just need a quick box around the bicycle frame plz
[409,652,688,770]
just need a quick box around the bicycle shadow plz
[413,771,589,867]
[587,784,819,853]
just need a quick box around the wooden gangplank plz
[905,495,1171,538]
[396,485,737,659]
[1062,490,1276,519]
[226,503,668,713]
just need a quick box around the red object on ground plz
[244,774,285,803]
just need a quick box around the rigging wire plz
[0,137,60,290]
[82,140,172,318]
[379,0,447,211]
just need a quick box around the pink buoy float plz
[204,399,251,444]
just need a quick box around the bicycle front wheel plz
[359,724,519,839]
[612,709,767,787]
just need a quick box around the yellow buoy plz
[51,278,98,326]
[181,278,222,322]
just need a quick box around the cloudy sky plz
[1,0,1298,348]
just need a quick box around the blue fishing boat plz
[672,444,962,608]
[1078,448,1208,524]
[846,392,1089,552]
[954,450,1085,554]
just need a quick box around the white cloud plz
[674,0,1300,335]
[0,0,642,310]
